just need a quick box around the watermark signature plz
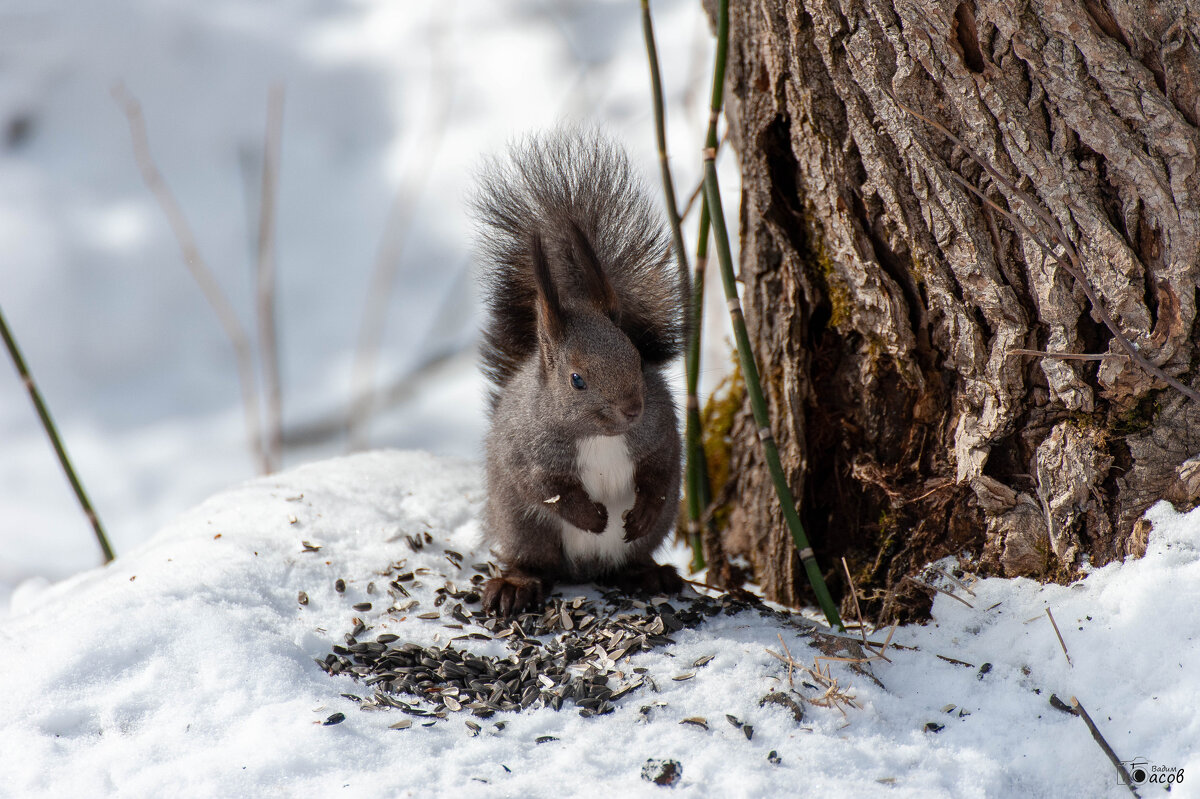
[1119,757,1184,787]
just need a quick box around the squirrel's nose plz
[621,399,643,422]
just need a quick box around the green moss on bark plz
[701,360,746,532]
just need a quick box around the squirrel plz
[473,129,687,615]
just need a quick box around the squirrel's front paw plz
[581,501,608,534]
[555,494,608,533]
[622,494,659,542]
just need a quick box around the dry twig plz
[840,557,888,660]
[1045,607,1073,667]
[1070,697,1140,797]
[765,634,862,716]
[766,633,798,690]
[112,83,268,474]
[348,7,457,449]
[255,84,285,472]
[905,575,974,608]
[841,558,866,643]
[1007,349,1130,362]
[929,566,977,598]
[935,654,974,668]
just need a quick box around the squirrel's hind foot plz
[603,562,683,596]
[482,572,547,616]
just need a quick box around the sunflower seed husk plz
[319,568,805,729]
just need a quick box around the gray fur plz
[473,129,683,403]
[474,130,685,611]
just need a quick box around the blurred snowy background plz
[0,0,737,612]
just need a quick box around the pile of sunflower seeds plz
[316,560,795,723]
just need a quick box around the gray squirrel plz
[473,130,686,615]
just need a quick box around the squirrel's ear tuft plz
[569,220,619,321]
[531,234,565,366]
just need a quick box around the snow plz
[1,450,1196,798]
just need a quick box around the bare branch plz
[256,83,285,472]
[348,10,457,450]
[112,82,268,473]
[1070,697,1140,797]
[841,557,871,651]
[1045,607,1073,667]
[282,345,471,449]
[904,575,974,608]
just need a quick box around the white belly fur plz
[560,434,636,567]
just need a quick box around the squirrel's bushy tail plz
[473,129,683,394]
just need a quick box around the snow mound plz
[1,451,1197,798]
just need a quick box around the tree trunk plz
[707,0,1200,621]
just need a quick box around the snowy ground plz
[6,4,1197,796]
[1,451,1195,798]
[0,0,736,609]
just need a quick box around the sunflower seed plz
[759,692,805,723]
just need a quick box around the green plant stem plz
[640,0,708,570]
[684,199,712,572]
[681,0,733,574]
[698,0,840,626]
[639,0,688,277]
[701,153,843,630]
[705,0,729,152]
[0,304,115,563]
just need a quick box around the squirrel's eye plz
[570,373,587,390]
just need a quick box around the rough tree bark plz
[706,0,1200,621]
